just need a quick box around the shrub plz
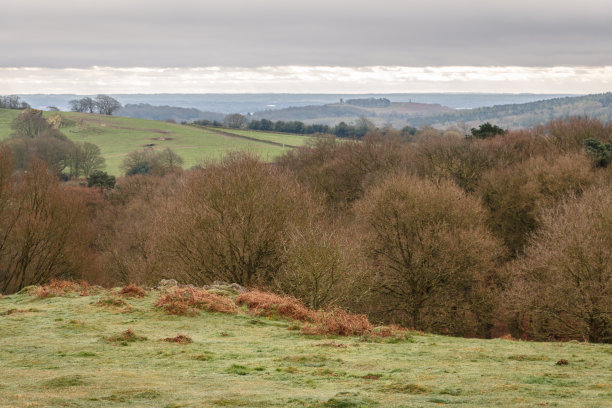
[87,170,116,189]
[470,122,506,139]
[155,287,237,316]
[584,138,612,168]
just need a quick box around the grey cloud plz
[1,0,611,67]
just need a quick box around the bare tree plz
[0,95,30,109]
[66,142,105,177]
[223,113,248,129]
[69,97,96,113]
[355,174,504,336]
[161,154,316,287]
[94,95,122,115]
[508,185,612,343]
[0,155,93,294]
[10,109,49,138]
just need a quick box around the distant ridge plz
[116,103,226,123]
[252,101,454,127]
[409,92,612,128]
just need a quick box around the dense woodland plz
[1,112,611,343]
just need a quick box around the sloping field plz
[211,128,315,147]
[0,109,292,175]
[0,287,610,407]
[0,108,19,140]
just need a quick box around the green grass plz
[0,109,296,175]
[0,108,20,140]
[1,289,611,407]
[218,128,315,147]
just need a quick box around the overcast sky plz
[1,0,611,93]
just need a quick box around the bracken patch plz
[119,284,146,298]
[302,308,373,336]
[236,290,317,322]
[35,280,92,298]
[155,287,237,316]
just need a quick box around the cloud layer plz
[2,66,611,94]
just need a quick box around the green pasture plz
[217,128,315,147]
[0,109,293,175]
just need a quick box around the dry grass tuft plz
[119,283,146,298]
[155,287,237,316]
[301,308,372,336]
[236,290,317,322]
[163,334,193,344]
[35,280,92,298]
[105,328,146,345]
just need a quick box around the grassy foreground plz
[0,288,611,407]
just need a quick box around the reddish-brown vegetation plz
[155,287,237,316]
[301,308,373,336]
[236,290,317,322]
[119,283,146,298]
[162,334,193,344]
[35,280,92,298]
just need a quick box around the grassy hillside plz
[0,108,19,140]
[1,287,611,407]
[0,109,312,175]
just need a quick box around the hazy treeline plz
[1,116,611,343]
[0,95,30,110]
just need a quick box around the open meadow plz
[1,285,611,408]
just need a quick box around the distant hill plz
[16,93,574,113]
[252,101,454,126]
[116,103,226,123]
[410,92,612,128]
